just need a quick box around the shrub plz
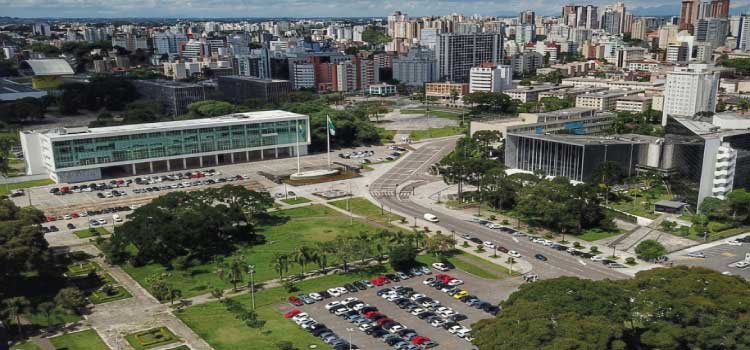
[625,257,636,265]
[277,341,297,350]
[573,242,582,249]
[283,281,299,293]
[489,215,497,221]
[462,241,469,248]
[476,245,485,253]
[590,246,600,253]
[501,219,509,225]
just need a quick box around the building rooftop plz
[0,79,39,94]
[577,90,631,98]
[132,79,203,88]
[24,59,75,76]
[507,133,661,146]
[220,75,290,83]
[505,84,569,93]
[617,95,652,102]
[537,107,596,117]
[655,200,686,209]
[29,110,308,139]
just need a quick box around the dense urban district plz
[2,1,750,350]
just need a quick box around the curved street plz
[370,138,629,281]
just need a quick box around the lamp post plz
[346,328,354,350]
[247,264,256,310]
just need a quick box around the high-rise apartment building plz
[562,5,599,29]
[662,64,720,125]
[695,17,729,48]
[631,19,647,40]
[392,47,437,86]
[520,11,536,25]
[469,64,513,93]
[737,14,750,50]
[435,33,504,82]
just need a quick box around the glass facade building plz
[20,111,310,183]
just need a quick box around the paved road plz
[370,139,628,281]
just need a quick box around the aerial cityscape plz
[2,1,750,349]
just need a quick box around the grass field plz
[177,266,388,350]
[400,109,463,120]
[577,228,622,242]
[73,227,110,238]
[49,329,109,350]
[280,197,311,205]
[10,341,42,350]
[65,261,100,277]
[417,251,512,279]
[0,179,55,196]
[377,127,396,143]
[122,205,389,298]
[329,197,404,224]
[409,126,466,141]
[125,327,179,350]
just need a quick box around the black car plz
[96,193,105,198]
[369,328,388,338]
[311,327,330,336]
[417,311,435,319]
[352,281,367,290]
[485,306,501,315]
[475,301,490,309]
[442,321,459,330]
[449,313,467,322]
[344,283,358,293]
[49,225,59,232]
[534,254,548,261]
[66,223,75,229]
[385,337,404,346]
[385,273,399,282]
[469,237,483,244]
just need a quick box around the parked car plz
[534,254,548,261]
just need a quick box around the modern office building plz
[20,111,311,183]
[469,64,513,93]
[368,83,397,96]
[575,90,631,111]
[217,76,292,103]
[506,133,656,182]
[0,79,47,101]
[695,17,729,48]
[666,42,690,64]
[435,33,504,82]
[662,64,720,126]
[132,80,212,116]
[505,85,568,103]
[21,59,75,90]
[392,47,437,86]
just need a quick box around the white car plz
[727,240,743,246]
[509,251,522,258]
[308,293,323,301]
[430,318,446,327]
[432,262,449,271]
[97,218,107,225]
[79,211,88,217]
[112,214,123,223]
[483,241,496,249]
[300,320,318,329]
[423,213,439,222]
[324,301,341,310]
[486,223,502,229]
[336,287,349,295]
[343,297,359,304]
[410,308,425,316]
[358,323,374,331]
[388,325,405,333]
[590,255,605,262]
[686,252,706,258]
[292,313,309,323]
[735,261,750,268]
[353,303,368,311]
[334,307,350,316]
[447,279,464,286]
[327,288,342,297]
[448,325,463,334]
[456,328,471,338]
[423,277,436,285]
[410,293,426,301]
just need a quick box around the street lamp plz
[346,328,354,350]
[247,264,256,310]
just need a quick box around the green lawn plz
[89,286,132,304]
[177,266,388,350]
[73,227,110,239]
[376,127,396,143]
[607,185,673,220]
[65,261,100,277]
[0,179,55,196]
[49,329,109,350]
[280,197,311,205]
[409,126,466,141]
[329,197,404,224]
[400,109,463,120]
[577,228,621,242]
[417,251,512,279]
[122,205,390,298]
[125,327,179,350]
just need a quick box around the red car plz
[436,274,454,283]
[497,246,509,253]
[364,311,381,319]
[284,309,302,318]
[412,336,431,345]
[288,296,303,306]
[376,317,393,326]
[46,216,56,222]
[371,275,391,286]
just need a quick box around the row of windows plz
[52,120,307,168]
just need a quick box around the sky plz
[1,0,748,18]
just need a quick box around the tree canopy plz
[634,240,667,261]
[0,200,50,299]
[105,185,273,266]
[473,266,750,350]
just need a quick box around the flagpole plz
[296,119,301,174]
[326,115,331,170]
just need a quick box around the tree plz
[183,100,241,119]
[592,161,625,205]
[425,233,457,259]
[634,240,666,261]
[727,189,750,222]
[292,245,317,276]
[389,244,417,271]
[218,257,247,292]
[270,253,289,280]
[3,297,29,337]
[473,266,750,350]
[36,301,59,329]
[54,287,86,313]
[699,197,730,221]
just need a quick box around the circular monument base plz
[290,169,340,180]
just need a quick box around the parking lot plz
[672,237,750,280]
[13,145,401,215]
[280,265,523,350]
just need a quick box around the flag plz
[327,116,336,136]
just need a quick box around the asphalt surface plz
[370,138,629,281]
[673,241,750,279]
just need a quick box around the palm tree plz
[270,253,289,280]
[3,297,30,338]
[36,301,58,329]
[292,246,316,276]
[226,258,246,292]
[168,288,182,305]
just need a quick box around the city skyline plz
[3,0,750,18]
